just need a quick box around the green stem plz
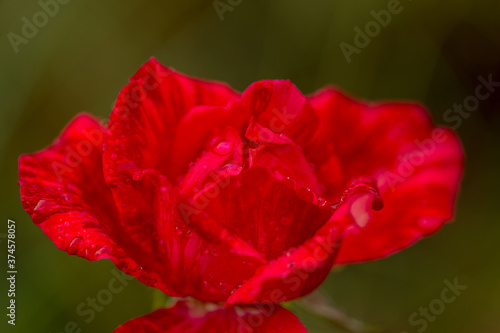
[294,290,385,333]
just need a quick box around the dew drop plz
[213,141,233,155]
[57,228,63,233]
[219,282,230,291]
[132,170,144,181]
[175,227,183,236]
[330,202,340,210]
[110,153,117,160]
[34,200,47,211]
[418,217,441,230]
[63,221,70,227]
[345,225,360,235]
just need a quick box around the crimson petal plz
[103,59,238,270]
[171,102,250,176]
[241,80,330,166]
[105,165,264,302]
[179,126,243,196]
[19,114,169,292]
[244,121,321,193]
[201,168,332,261]
[114,300,307,333]
[309,88,464,263]
[226,178,382,305]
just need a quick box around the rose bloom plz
[19,59,463,332]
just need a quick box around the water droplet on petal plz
[418,217,441,231]
[110,153,117,160]
[213,141,233,155]
[345,224,360,235]
[132,170,144,181]
[175,227,183,236]
[317,197,327,206]
[34,200,47,211]
[63,221,69,227]
[57,228,63,233]
[219,282,230,291]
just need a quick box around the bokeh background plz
[1,0,499,332]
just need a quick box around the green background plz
[1,0,499,332]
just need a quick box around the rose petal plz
[106,104,257,300]
[108,58,239,182]
[337,129,463,263]
[244,121,320,193]
[241,80,330,166]
[103,59,238,260]
[309,88,464,263]
[106,167,264,302]
[226,179,382,305]
[114,300,307,333]
[171,102,249,176]
[19,114,171,294]
[201,168,332,261]
[179,126,243,196]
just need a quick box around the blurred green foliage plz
[1,0,499,332]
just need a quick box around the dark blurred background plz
[1,0,499,332]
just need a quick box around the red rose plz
[19,59,464,332]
